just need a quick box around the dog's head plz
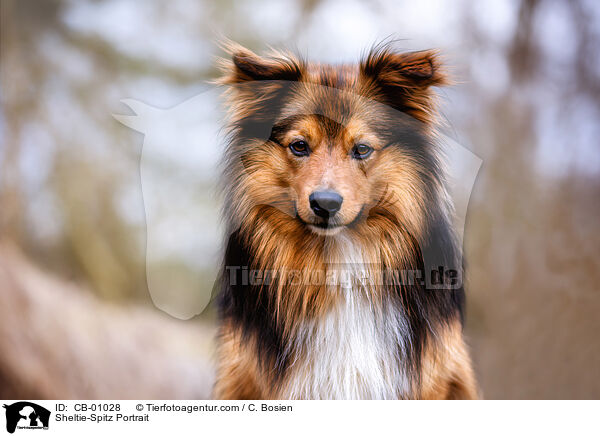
[219,42,448,239]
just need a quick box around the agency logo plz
[2,402,50,434]
[113,86,481,318]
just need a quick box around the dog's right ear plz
[218,43,304,85]
[217,43,304,140]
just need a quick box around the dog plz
[214,42,478,399]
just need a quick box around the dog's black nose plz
[309,190,343,218]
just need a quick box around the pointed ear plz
[218,43,304,84]
[217,43,305,141]
[360,45,449,123]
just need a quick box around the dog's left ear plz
[360,47,448,123]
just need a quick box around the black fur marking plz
[387,211,465,391]
[217,230,291,381]
[232,81,298,142]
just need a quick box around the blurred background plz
[1,0,599,399]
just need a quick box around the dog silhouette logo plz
[114,87,481,306]
[3,402,50,433]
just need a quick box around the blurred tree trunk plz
[0,0,26,244]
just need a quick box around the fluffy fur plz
[214,42,477,399]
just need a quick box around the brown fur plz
[215,320,477,400]
[215,42,477,399]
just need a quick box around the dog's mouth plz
[295,212,343,235]
[309,220,342,229]
[307,222,344,236]
[295,206,365,236]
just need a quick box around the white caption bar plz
[1,400,597,435]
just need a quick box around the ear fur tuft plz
[361,43,449,123]
[218,42,304,85]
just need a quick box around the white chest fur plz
[281,237,411,399]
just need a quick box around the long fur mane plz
[215,42,468,399]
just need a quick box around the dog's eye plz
[289,140,310,157]
[352,144,373,159]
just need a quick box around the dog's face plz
[270,109,380,235]
[221,44,447,238]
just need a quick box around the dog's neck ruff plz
[281,235,412,399]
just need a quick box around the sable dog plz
[214,42,477,399]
